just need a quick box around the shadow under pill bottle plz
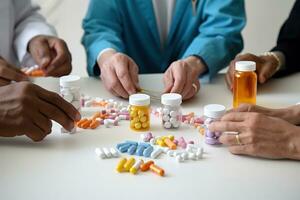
[129,94,150,132]
[203,104,226,145]
[161,93,182,129]
[233,61,257,108]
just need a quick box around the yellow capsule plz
[138,110,145,117]
[134,122,142,129]
[116,158,127,173]
[124,157,136,171]
[157,139,166,147]
[168,135,175,141]
[130,159,144,175]
[142,122,148,128]
[140,116,147,123]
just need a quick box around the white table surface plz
[1,73,300,200]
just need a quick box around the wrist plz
[184,56,207,75]
[98,49,117,70]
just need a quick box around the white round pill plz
[162,108,170,115]
[170,117,177,124]
[172,121,180,128]
[164,121,172,129]
[170,110,178,117]
[162,115,170,122]
[176,155,184,163]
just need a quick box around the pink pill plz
[173,139,178,145]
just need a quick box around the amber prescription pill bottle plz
[129,94,150,131]
[233,61,257,108]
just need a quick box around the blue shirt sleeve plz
[182,0,246,80]
[82,0,125,76]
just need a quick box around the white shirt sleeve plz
[13,0,57,66]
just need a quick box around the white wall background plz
[35,0,296,77]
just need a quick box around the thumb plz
[29,37,52,69]
[163,70,174,93]
[129,62,140,91]
[258,64,276,84]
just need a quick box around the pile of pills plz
[21,65,45,77]
[161,93,182,129]
[167,144,204,163]
[203,104,226,145]
[129,94,151,131]
[116,157,165,176]
[95,147,119,159]
[116,141,163,159]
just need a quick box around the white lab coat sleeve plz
[13,0,57,66]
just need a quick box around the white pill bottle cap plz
[161,93,182,106]
[129,94,150,106]
[60,75,81,87]
[235,61,256,72]
[204,104,226,119]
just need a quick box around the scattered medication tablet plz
[150,164,165,176]
[124,157,136,172]
[130,159,144,175]
[140,161,155,172]
[116,158,127,173]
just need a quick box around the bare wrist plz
[97,49,117,70]
[184,56,207,75]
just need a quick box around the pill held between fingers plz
[149,164,165,176]
[124,157,136,172]
[140,160,155,171]
[116,158,127,173]
[130,159,144,175]
[95,148,106,159]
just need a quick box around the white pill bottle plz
[161,93,182,129]
[60,75,81,133]
[203,104,226,145]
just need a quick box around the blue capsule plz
[136,145,145,156]
[127,144,137,155]
[143,145,154,157]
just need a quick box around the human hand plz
[163,56,206,100]
[0,82,81,142]
[226,53,279,91]
[230,104,300,125]
[0,57,28,86]
[28,35,72,77]
[209,112,300,160]
[98,50,140,98]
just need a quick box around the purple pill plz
[205,130,215,138]
[205,137,221,145]
[173,139,179,145]
[188,141,194,144]
[215,131,222,137]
